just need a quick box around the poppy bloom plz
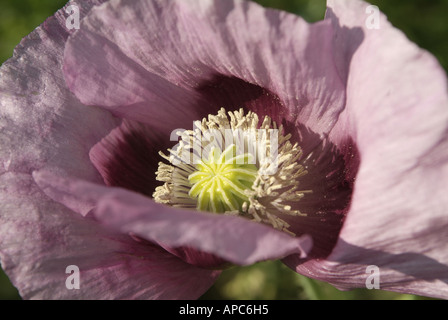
[0,0,447,299]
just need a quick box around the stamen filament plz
[153,108,310,235]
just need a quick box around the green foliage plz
[254,0,448,71]
[0,266,20,299]
[201,260,433,300]
[0,0,67,62]
[367,0,448,71]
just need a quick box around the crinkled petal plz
[63,0,347,136]
[0,0,118,180]
[33,170,313,266]
[285,0,448,299]
[63,21,206,132]
[0,173,219,299]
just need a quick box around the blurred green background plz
[0,0,446,300]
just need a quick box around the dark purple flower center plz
[153,108,311,235]
[90,76,359,263]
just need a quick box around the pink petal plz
[285,0,448,299]
[62,0,347,136]
[63,22,206,133]
[89,119,168,196]
[0,0,117,180]
[60,0,355,263]
[0,173,219,299]
[33,170,313,266]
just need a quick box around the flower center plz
[188,144,258,213]
[153,108,310,235]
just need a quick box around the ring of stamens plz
[153,108,311,235]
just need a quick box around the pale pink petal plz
[0,0,117,181]
[62,0,347,136]
[285,0,448,299]
[61,0,356,264]
[1,0,219,299]
[63,23,206,132]
[0,173,219,299]
[33,170,313,266]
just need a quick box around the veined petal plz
[0,173,218,299]
[33,170,313,266]
[0,0,117,180]
[62,0,347,135]
[284,0,448,299]
[63,19,205,132]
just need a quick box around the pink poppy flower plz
[0,0,447,299]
